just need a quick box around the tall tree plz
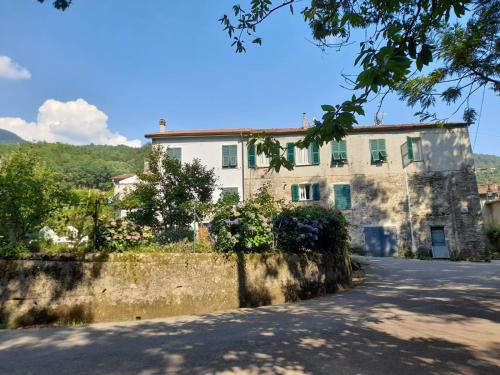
[0,148,67,240]
[124,147,216,232]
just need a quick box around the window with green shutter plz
[291,184,299,202]
[222,145,238,168]
[221,187,240,201]
[334,184,352,210]
[312,183,321,201]
[286,143,295,166]
[247,144,256,168]
[166,147,182,163]
[311,143,320,165]
[332,140,347,162]
[369,139,387,162]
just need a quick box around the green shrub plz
[485,223,500,252]
[210,185,280,253]
[0,240,30,258]
[98,219,152,252]
[156,228,194,244]
[273,206,349,255]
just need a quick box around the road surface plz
[1,257,499,374]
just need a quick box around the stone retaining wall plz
[0,252,351,328]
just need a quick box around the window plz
[295,143,320,166]
[166,147,182,163]
[410,137,423,162]
[256,147,270,167]
[333,184,352,210]
[222,145,238,168]
[369,139,387,162]
[332,140,347,162]
[291,183,320,202]
[221,187,240,200]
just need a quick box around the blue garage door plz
[364,226,398,257]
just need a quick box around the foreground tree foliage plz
[0,148,67,240]
[124,147,216,234]
[221,0,499,170]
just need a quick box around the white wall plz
[154,137,244,202]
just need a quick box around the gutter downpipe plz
[240,131,245,202]
[404,168,417,254]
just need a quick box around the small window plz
[333,184,352,210]
[256,148,270,167]
[369,139,387,162]
[166,147,182,163]
[222,145,238,168]
[411,138,423,161]
[332,140,347,163]
[299,184,312,201]
[291,183,320,201]
[221,187,240,200]
[295,144,320,165]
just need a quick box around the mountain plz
[0,129,25,144]
[0,142,150,190]
[474,153,500,184]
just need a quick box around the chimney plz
[159,118,166,132]
[302,112,309,129]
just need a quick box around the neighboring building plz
[145,121,486,259]
[112,173,139,218]
[478,183,500,207]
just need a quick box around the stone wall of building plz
[244,167,486,259]
[0,252,351,328]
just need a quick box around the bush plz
[98,219,152,252]
[210,185,280,253]
[485,223,500,252]
[156,228,194,244]
[274,206,349,255]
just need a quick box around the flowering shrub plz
[98,219,152,252]
[273,206,349,254]
[210,185,279,253]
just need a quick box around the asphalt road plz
[1,257,499,375]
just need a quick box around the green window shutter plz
[222,145,230,168]
[286,143,295,165]
[272,144,280,161]
[407,136,414,161]
[332,140,347,161]
[369,139,379,162]
[378,139,387,160]
[291,184,299,202]
[229,145,237,167]
[247,144,256,168]
[312,142,320,165]
[312,183,321,201]
[334,184,352,210]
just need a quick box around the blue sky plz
[0,0,498,154]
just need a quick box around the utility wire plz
[472,85,486,151]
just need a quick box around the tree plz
[220,0,499,170]
[37,0,72,11]
[124,147,216,232]
[0,148,67,240]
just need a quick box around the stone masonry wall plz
[244,166,486,259]
[0,252,351,328]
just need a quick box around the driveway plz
[1,258,499,375]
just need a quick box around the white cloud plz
[0,98,142,147]
[0,56,31,80]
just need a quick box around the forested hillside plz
[0,129,25,144]
[0,143,150,190]
[474,154,500,184]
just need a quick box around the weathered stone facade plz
[242,125,486,259]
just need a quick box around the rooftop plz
[144,122,467,139]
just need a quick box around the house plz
[478,183,500,207]
[145,120,486,259]
[112,173,139,218]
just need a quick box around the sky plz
[0,0,498,155]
